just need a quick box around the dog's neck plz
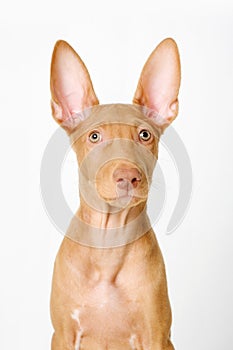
[77,196,147,230]
[66,196,151,248]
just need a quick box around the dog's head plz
[50,39,181,211]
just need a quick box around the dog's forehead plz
[70,103,161,143]
[89,104,145,121]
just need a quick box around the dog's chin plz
[101,194,147,209]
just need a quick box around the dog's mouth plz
[99,179,148,207]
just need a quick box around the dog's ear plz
[50,40,99,131]
[133,38,181,131]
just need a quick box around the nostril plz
[113,168,142,185]
[131,177,141,188]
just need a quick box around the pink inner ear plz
[50,40,99,125]
[133,38,181,127]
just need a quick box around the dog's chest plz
[59,241,147,321]
[56,255,148,348]
[71,281,143,337]
[50,234,170,349]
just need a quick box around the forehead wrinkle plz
[100,123,137,139]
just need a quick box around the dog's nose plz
[113,168,142,188]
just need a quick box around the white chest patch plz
[129,334,137,349]
[71,309,83,350]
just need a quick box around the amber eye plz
[89,131,101,143]
[139,129,151,141]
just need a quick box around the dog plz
[50,38,181,349]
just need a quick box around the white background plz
[0,1,233,349]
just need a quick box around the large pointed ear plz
[133,38,181,131]
[50,40,99,132]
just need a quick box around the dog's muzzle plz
[78,138,156,211]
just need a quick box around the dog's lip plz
[102,193,146,201]
[103,194,134,201]
[117,193,133,199]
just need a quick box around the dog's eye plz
[139,129,151,141]
[89,131,101,143]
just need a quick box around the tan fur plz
[50,38,181,349]
[51,124,173,350]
